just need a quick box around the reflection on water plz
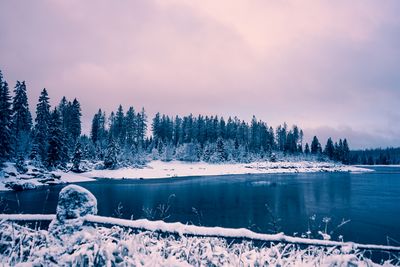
[0,166,399,245]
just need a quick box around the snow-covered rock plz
[0,162,67,191]
[4,180,38,191]
[55,185,97,221]
[49,185,97,237]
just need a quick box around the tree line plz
[0,70,352,170]
[349,147,400,165]
[0,71,81,169]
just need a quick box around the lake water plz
[1,166,399,246]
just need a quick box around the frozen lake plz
[1,166,399,245]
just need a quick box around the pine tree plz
[304,143,310,154]
[125,107,136,148]
[104,137,119,169]
[336,139,344,162]
[0,71,13,160]
[108,111,116,138]
[311,136,321,154]
[152,112,161,144]
[342,139,350,164]
[250,115,259,152]
[33,88,51,161]
[114,105,125,145]
[161,142,174,162]
[173,116,182,146]
[69,98,82,142]
[91,109,107,146]
[11,81,32,156]
[57,97,81,156]
[215,137,227,162]
[136,107,147,147]
[58,97,69,132]
[91,111,100,143]
[71,142,82,172]
[324,137,335,159]
[47,108,66,169]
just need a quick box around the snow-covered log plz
[85,215,400,252]
[0,214,55,221]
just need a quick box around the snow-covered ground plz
[0,160,372,191]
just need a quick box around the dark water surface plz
[1,166,399,246]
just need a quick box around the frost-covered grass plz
[0,222,397,267]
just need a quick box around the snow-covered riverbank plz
[79,160,372,180]
[0,160,372,191]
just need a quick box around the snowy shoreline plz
[78,160,372,180]
[1,160,373,191]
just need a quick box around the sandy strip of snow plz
[77,160,373,180]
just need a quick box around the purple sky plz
[1,0,400,149]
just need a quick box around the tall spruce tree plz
[0,72,13,160]
[91,111,100,143]
[152,112,161,144]
[69,98,82,142]
[104,137,119,169]
[71,141,82,172]
[342,139,350,164]
[136,107,147,147]
[47,108,66,169]
[91,109,107,145]
[58,97,69,132]
[114,105,125,145]
[33,88,51,161]
[12,81,32,156]
[125,107,136,147]
[304,143,310,154]
[310,136,321,154]
[324,137,335,159]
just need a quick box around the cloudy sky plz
[1,0,399,149]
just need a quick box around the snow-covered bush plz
[175,143,200,162]
[103,138,120,169]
